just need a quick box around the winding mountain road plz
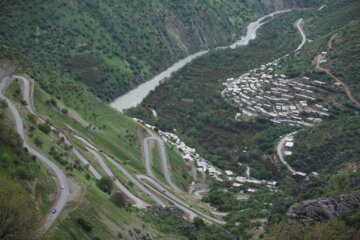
[74,135,164,207]
[138,175,226,224]
[143,136,181,192]
[0,76,69,232]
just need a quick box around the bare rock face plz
[286,193,360,222]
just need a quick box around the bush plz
[96,177,113,194]
[118,232,123,238]
[77,217,92,232]
[61,108,68,114]
[17,166,32,180]
[34,137,42,148]
[110,192,126,208]
[38,123,51,134]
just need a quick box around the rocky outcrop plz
[286,192,360,222]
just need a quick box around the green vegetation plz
[288,115,360,173]
[96,177,114,194]
[325,20,360,101]
[110,192,127,208]
[265,220,356,240]
[128,10,310,177]
[143,207,233,240]
[0,0,320,101]
[0,177,38,240]
[0,99,56,235]
[150,142,166,184]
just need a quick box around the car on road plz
[61,185,65,189]
[52,208,56,213]
[9,75,12,78]
[99,149,103,152]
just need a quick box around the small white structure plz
[248,188,257,193]
[225,170,234,176]
[285,151,293,156]
[285,141,294,148]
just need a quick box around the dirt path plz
[313,34,360,107]
[328,33,338,49]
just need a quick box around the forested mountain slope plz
[0,0,320,101]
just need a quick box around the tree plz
[34,137,42,148]
[0,177,38,239]
[37,123,51,134]
[96,177,113,194]
[110,192,126,208]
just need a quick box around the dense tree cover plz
[0,0,321,101]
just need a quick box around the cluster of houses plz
[221,59,330,126]
[224,169,277,192]
[132,118,223,181]
[158,131,223,181]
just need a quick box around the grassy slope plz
[0,0,321,101]
[1,65,190,239]
[0,97,57,231]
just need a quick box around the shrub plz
[110,192,126,208]
[34,137,42,148]
[61,108,68,114]
[38,123,51,134]
[77,217,92,232]
[17,166,32,180]
[96,177,113,194]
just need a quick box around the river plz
[110,9,291,112]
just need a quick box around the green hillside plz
[0,0,320,101]
[288,115,360,173]
[1,0,360,239]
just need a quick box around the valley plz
[0,0,359,239]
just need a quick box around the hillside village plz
[221,54,332,126]
[133,118,278,192]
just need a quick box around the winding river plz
[110,9,291,112]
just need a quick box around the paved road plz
[138,175,226,224]
[74,135,161,207]
[0,76,69,231]
[295,18,306,52]
[276,132,297,174]
[143,136,181,192]
[193,189,210,199]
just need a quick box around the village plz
[221,55,332,126]
[133,118,278,193]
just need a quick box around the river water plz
[110,9,291,112]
